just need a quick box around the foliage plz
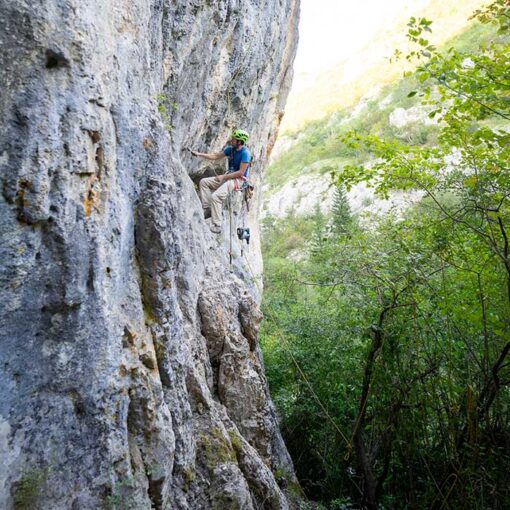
[261,3,510,509]
[331,185,354,235]
[156,93,177,133]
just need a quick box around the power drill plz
[237,227,250,245]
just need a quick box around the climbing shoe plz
[203,207,211,219]
[210,224,221,234]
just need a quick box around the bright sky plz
[295,0,432,75]
[283,0,486,129]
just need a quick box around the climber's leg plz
[199,176,222,209]
[210,180,235,228]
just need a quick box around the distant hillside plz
[282,0,488,132]
[263,17,500,218]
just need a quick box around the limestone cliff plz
[0,1,299,508]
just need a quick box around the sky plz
[282,0,486,129]
[295,0,432,75]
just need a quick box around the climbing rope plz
[228,193,233,269]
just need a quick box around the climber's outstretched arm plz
[190,150,225,161]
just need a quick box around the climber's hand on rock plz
[190,149,199,156]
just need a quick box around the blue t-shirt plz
[224,145,251,177]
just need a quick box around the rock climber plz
[191,129,251,234]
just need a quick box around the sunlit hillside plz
[263,17,500,218]
[282,0,488,132]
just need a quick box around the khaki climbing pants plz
[199,176,240,226]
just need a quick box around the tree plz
[331,185,354,235]
[335,2,510,506]
[261,3,510,508]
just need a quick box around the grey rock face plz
[0,1,299,508]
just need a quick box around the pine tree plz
[331,185,353,235]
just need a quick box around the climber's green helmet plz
[232,129,249,144]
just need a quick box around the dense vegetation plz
[261,3,510,509]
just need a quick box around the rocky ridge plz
[0,1,299,508]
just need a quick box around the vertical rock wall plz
[0,1,299,508]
